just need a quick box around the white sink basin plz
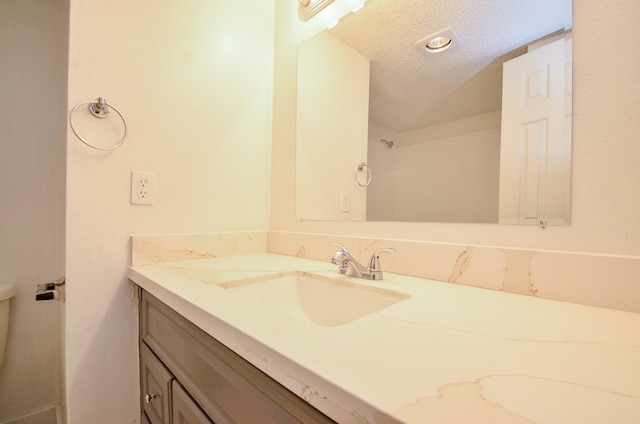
[217,272,410,327]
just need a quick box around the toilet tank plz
[0,282,17,368]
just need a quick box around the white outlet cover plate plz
[130,171,155,205]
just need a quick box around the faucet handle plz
[330,243,350,268]
[331,243,349,253]
[367,248,395,273]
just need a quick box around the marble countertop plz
[129,253,640,423]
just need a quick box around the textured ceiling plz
[328,0,572,133]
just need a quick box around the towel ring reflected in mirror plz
[355,161,372,187]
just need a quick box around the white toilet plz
[0,282,16,368]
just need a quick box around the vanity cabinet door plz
[173,381,215,424]
[140,342,174,424]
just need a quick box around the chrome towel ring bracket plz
[355,161,372,187]
[69,97,128,150]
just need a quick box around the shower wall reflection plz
[367,113,501,223]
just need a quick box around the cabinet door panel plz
[173,381,215,424]
[140,342,173,424]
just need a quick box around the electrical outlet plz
[340,192,350,212]
[130,171,155,205]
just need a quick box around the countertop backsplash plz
[131,231,640,313]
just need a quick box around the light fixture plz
[351,0,366,12]
[298,0,368,28]
[298,0,336,22]
[425,36,452,52]
[415,27,460,54]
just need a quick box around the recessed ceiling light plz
[415,27,461,55]
[425,36,452,52]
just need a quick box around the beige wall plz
[271,0,640,257]
[0,0,67,422]
[65,0,275,422]
[296,31,369,221]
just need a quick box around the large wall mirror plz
[296,0,573,225]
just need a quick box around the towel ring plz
[69,97,127,150]
[355,161,372,187]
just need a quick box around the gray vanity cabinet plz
[139,289,336,424]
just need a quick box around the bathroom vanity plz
[130,253,640,423]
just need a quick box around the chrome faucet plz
[330,243,395,280]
